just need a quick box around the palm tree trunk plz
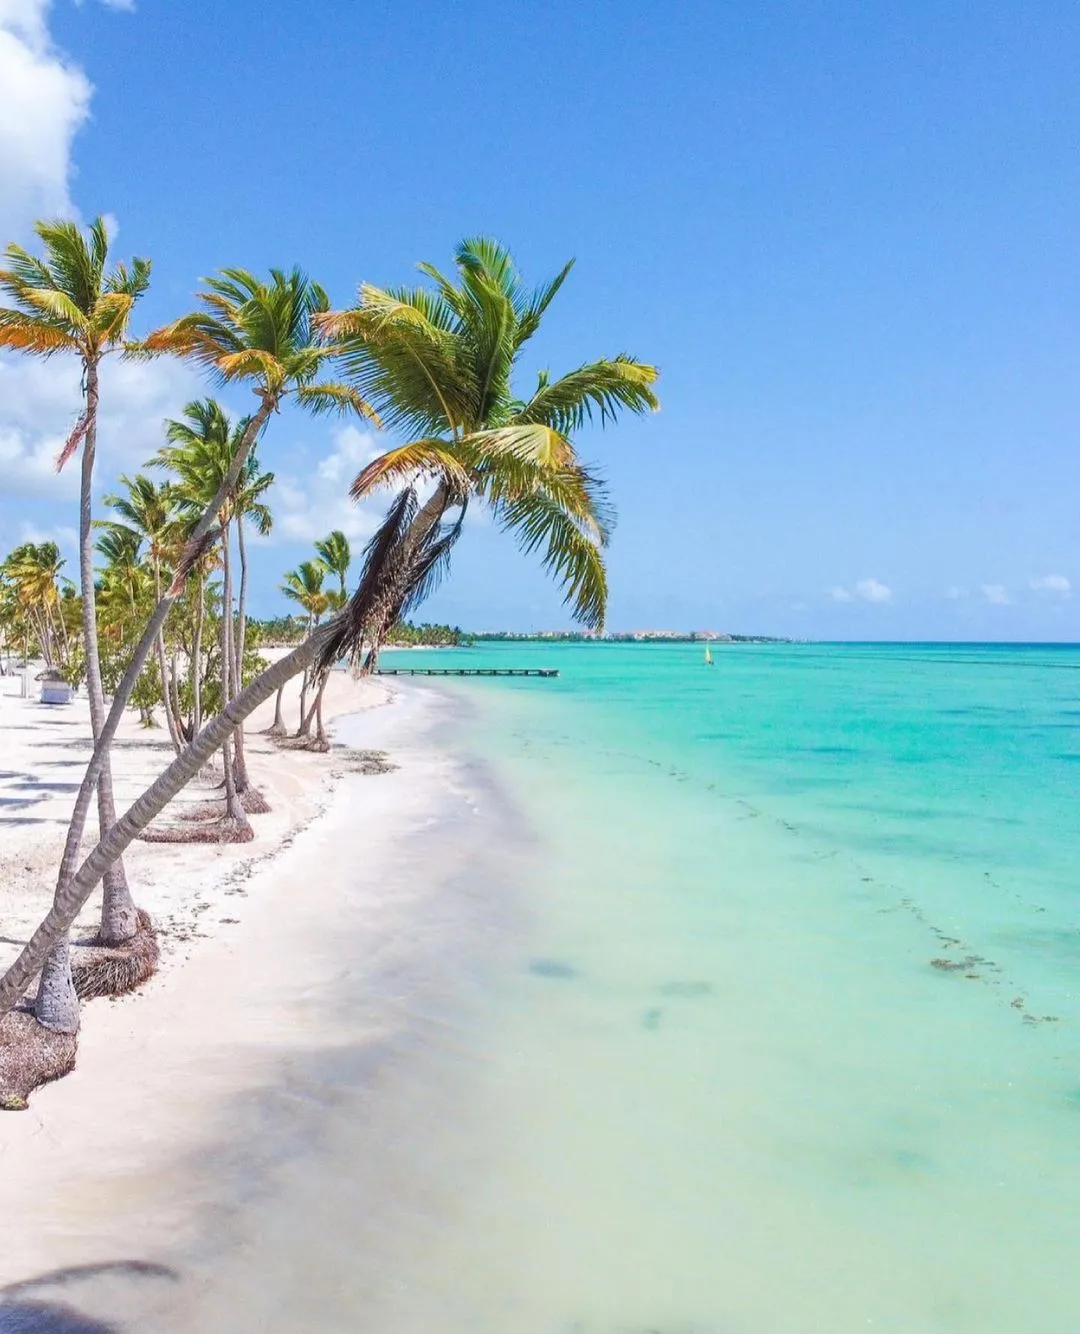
[314,674,328,748]
[295,613,315,736]
[79,361,139,949]
[152,558,183,754]
[191,566,205,735]
[231,515,251,790]
[265,684,286,736]
[0,628,329,1021]
[39,397,276,1016]
[219,527,250,834]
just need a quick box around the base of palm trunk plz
[175,786,271,821]
[237,785,271,813]
[273,734,329,753]
[71,911,160,1001]
[261,722,287,738]
[0,1010,78,1111]
[139,813,255,844]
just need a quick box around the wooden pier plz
[376,667,559,678]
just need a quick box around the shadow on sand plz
[0,1262,177,1333]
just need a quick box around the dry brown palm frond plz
[138,817,254,845]
[0,1011,77,1111]
[71,911,159,1000]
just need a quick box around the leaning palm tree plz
[30,268,377,1031]
[317,237,659,660]
[0,218,150,1031]
[0,487,464,1043]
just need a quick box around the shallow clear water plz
[359,641,1080,1332]
[24,642,1080,1333]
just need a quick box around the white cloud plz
[828,578,891,604]
[981,583,1011,605]
[944,585,969,601]
[854,577,891,604]
[0,0,91,239]
[0,351,201,500]
[270,424,387,545]
[1030,574,1071,599]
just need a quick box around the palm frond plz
[294,381,380,423]
[495,488,609,629]
[350,440,471,500]
[514,356,660,433]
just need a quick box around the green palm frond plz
[494,485,610,628]
[294,381,381,422]
[515,357,660,433]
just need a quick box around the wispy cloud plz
[828,578,891,604]
[944,585,969,600]
[269,425,388,545]
[854,577,891,604]
[1029,574,1071,599]
[981,583,1011,605]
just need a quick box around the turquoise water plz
[367,641,1080,1332]
[45,642,1080,1332]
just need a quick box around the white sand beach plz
[0,662,460,1303]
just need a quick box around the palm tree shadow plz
[0,1299,120,1332]
[0,1262,177,1333]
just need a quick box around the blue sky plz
[2,0,1079,639]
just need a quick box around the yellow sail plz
[704,644,713,665]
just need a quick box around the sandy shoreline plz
[0,663,462,1300]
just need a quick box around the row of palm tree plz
[0,220,660,1096]
[0,542,78,672]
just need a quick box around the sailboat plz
[704,644,714,666]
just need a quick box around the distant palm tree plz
[318,237,659,660]
[280,559,329,739]
[154,401,274,827]
[101,474,186,750]
[36,273,379,1027]
[0,217,150,1028]
[315,530,351,600]
[0,542,72,669]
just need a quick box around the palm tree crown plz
[142,267,377,422]
[318,238,659,627]
[314,530,351,598]
[0,217,151,465]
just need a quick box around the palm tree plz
[0,542,72,669]
[101,474,186,750]
[280,560,329,738]
[0,491,457,1031]
[315,530,351,601]
[154,400,275,822]
[0,219,150,1033]
[317,237,659,658]
[28,267,376,1031]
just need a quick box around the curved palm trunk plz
[191,566,205,735]
[1,629,328,1020]
[295,612,316,736]
[231,515,251,790]
[80,365,138,950]
[271,685,285,733]
[152,557,183,755]
[219,524,250,834]
[36,399,275,1030]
